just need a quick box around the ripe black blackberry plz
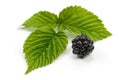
[72,34,94,58]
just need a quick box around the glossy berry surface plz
[72,34,94,58]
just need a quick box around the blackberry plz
[72,34,94,58]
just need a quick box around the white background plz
[0,0,120,80]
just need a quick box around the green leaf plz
[59,6,112,41]
[23,29,68,74]
[23,11,58,30]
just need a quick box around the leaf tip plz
[106,30,112,37]
[109,32,112,36]
[25,68,30,75]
